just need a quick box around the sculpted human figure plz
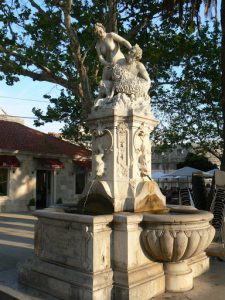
[111,44,151,98]
[94,144,105,177]
[94,23,132,98]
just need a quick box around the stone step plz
[206,242,225,259]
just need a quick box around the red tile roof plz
[0,120,91,158]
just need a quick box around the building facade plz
[0,111,91,212]
[151,145,220,177]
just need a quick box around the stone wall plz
[0,153,36,212]
[152,147,188,175]
[152,146,220,175]
[0,153,88,212]
[55,158,83,203]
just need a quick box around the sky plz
[0,76,63,133]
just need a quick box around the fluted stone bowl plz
[141,206,215,262]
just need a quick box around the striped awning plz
[36,158,64,170]
[0,155,20,168]
[73,160,92,169]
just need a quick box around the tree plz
[0,0,223,167]
[160,0,225,167]
[177,152,218,171]
[153,22,222,162]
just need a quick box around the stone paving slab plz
[0,212,55,300]
[153,258,225,300]
[0,212,225,300]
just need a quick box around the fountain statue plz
[84,24,165,214]
[18,23,215,300]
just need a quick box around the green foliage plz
[0,1,222,159]
[177,152,218,171]
[152,22,222,160]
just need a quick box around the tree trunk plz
[107,0,118,33]
[220,0,225,170]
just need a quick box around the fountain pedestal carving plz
[86,108,162,213]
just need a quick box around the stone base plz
[17,210,211,299]
[114,263,165,300]
[18,257,165,300]
[163,253,210,293]
[18,210,166,300]
[18,257,112,300]
[188,252,210,278]
[164,261,193,292]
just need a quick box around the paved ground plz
[0,212,54,300]
[153,258,225,300]
[0,212,224,300]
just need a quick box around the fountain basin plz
[141,206,215,292]
[141,206,215,262]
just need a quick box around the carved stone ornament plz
[92,121,113,178]
[94,144,105,177]
[93,121,113,153]
[133,122,151,177]
[112,63,150,98]
[133,122,151,152]
[117,122,128,177]
[138,143,151,177]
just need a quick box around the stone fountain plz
[18,24,215,300]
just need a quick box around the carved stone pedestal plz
[85,108,165,213]
[18,211,114,300]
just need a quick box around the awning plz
[73,160,92,169]
[0,155,20,168]
[37,158,64,170]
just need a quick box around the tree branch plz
[29,0,46,14]
[125,9,161,40]
[81,40,95,63]
[125,17,148,40]
[107,0,118,33]
[194,144,222,161]
[55,0,93,114]
[2,6,17,40]
[0,44,83,98]
[151,80,180,90]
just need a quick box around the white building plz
[0,110,91,212]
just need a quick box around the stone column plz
[112,213,165,299]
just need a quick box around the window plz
[0,169,8,196]
[75,168,86,194]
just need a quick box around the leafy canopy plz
[177,152,218,171]
[0,0,222,160]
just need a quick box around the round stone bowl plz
[141,206,215,292]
